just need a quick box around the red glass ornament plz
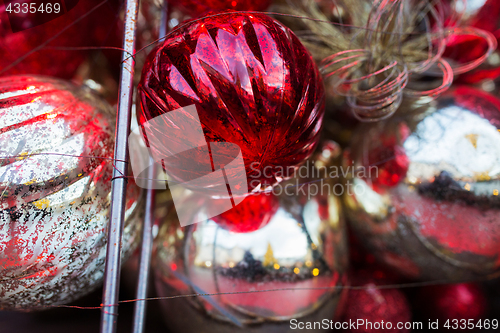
[345,124,410,191]
[463,0,500,33]
[439,0,500,83]
[374,146,410,188]
[138,13,325,194]
[343,273,411,333]
[365,132,410,190]
[417,283,488,326]
[0,0,122,79]
[211,193,279,232]
[174,0,271,18]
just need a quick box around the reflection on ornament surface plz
[0,76,143,310]
[154,158,348,332]
[344,86,500,281]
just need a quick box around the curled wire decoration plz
[404,58,454,98]
[283,0,497,122]
[322,53,409,121]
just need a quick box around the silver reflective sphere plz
[154,156,348,332]
[0,76,143,310]
[344,86,500,281]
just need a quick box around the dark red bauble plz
[343,273,411,333]
[439,0,500,83]
[138,13,325,194]
[417,283,488,326]
[211,193,279,233]
[364,131,410,190]
[0,0,122,79]
[174,0,271,18]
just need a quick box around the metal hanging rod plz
[100,0,140,332]
[131,161,156,333]
[131,3,170,333]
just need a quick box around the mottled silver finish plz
[344,87,500,281]
[0,76,143,310]
[153,170,348,332]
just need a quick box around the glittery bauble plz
[174,0,271,17]
[138,13,325,194]
[343,86,500,282]
[417,283,488,327]
[343,273,411,333]
[0,0,121,79]
[153,160,348,332]
[0,76,143,310]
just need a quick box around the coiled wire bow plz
[280,0,497,121]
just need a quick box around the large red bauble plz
[417,283,488,326]
[0,0,121,79]
[344,86,500,282]
[138,13,324,194]
[174,0,272,17]
[343,272,411,333]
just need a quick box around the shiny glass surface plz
[153,157,348,332]
[138,13,325,194]
[344,86,500,281]
[0,76,143,309]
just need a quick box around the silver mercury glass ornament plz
[153,143,349,332]
[343,86,500,282]
[0,75,144,310]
